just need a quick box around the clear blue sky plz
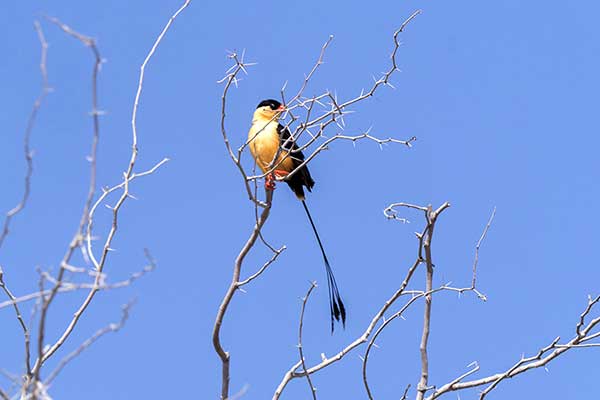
[1,1,599,399]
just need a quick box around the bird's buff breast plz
[248,121,294,173]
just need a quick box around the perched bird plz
[248,99,346,332]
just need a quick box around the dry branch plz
[424,294,600,400]
[0,21,51,251]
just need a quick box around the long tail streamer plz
[301,200,346,332]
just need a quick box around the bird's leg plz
[265,170,289,191]
[274,169,289,179]
[265,173,276,191]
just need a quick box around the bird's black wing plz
[277,124,315,199]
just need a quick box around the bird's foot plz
[265,174,276,191]
[265,170,289,191]
[273,169,289,179]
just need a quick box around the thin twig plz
[426,296,600,400]
[0,266,32,376]
[45,14,103,247]
[471,207,496,291]
[213,189,274,400]
[0,21,51,251]
[45,300,135,384]
[31,17,106,389]
[298,282,318,400]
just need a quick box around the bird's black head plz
[256,99,282,110]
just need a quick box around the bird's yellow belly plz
[248,123,294,174]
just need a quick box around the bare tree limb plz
[30,18,105,390]
[213,189,274,400]
[471,207,496,295]
[44,300,135,385]
[297,282,318,400]
[0,21,51,252]
[425,295,600,400]
[415,205,442,400]
[0,266,32,376]
[274,203,450,400]
[44,14,103,247]
[237,245,286,287]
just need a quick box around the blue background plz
[1,1,598,399]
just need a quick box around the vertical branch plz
[416,203,449,400]
[29,17,106,389]
[298,282,318,400]
[0,21,51,251]
[43,15,103,237]
[212,189,274,400]
[0,20,49,387]
[0,267,32,376]
[471,208,496,290]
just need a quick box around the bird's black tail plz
[301,200,346,333]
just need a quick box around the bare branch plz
[426,295,600,400]
[0,266,32,376]
[44,301,135,385]
[415,205,440,400]
[0,21,51,251]
[213,189,274,400]
[45,14,103,244]
[471,207,496,292]
[286,35,334,105]
[237,245,286,287]
[0,248,155,311]
[297,282,318,400]
[29,17,107,390]
[274,203,450,399]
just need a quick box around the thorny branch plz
[0,266,32,378]
[298,282,318,400]
[425,293,600,400]
[31,17,106,391]
[275,202,500,399]
[44,300,135,385]
[363,203,452,400]
[44,14,103,244]
[274,203,452,400]
[212,189,274,400]
[0,22,50,386]
[416,205,445,400]
[0,256,155,312]
[471,207,496,298]
[0,21,51,252]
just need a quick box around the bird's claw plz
[265,174,276,191]
[274,169,289,178]
[265,170,288,191]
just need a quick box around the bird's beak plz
[277,105,286,112]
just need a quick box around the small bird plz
[248,99,346,332]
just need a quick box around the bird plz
[248,98,346,332]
